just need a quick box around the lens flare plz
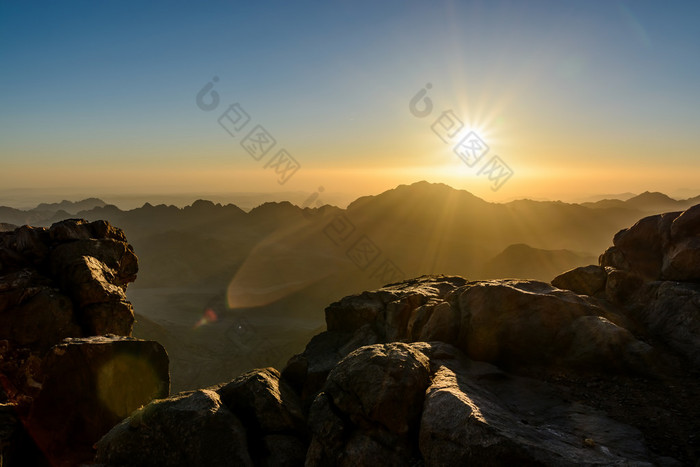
[194,308,219,329]
[97,354,164,418]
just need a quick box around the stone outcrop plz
[27,336,169,463]
[98,339,671,466]
[554,203,700,368]
[307,342,653,466]
[216,368,307,465]
[0,219,137,346]
[97,276,697,465]
[0,220,169,466]
[285,275,657,403]
[551,264,607,296]
[598,204,700,283]
[96,389,254,467]
[96,368,306,467]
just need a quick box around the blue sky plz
[1,0,699,202]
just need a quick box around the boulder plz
[324,275,467,336]
[551,264,607,296]
[281,324,381,404]
[407,300,458,342]
[96,389,253,467]
[305,392,349,466]
[0,269,49,313]
[381,293,429,341]
[27,336,169,464]
[637,281,700,366]
[598,205,700,283]
[325,291,388,334]
[598,245,629,272]
[217,368,306,465]
[0,220,139,350]
[607,214,670,279]
[323,343,431,434]
[12,226,50,265]
[217,368,304,433]
[0,280,80,351]
[419,346,653,466]
[49,238,138,286]
[560,315,656,373]
[53,255,126,306]
[605,268,646,305]
[669,203,700,240]
[80,300,135,336]
[453,280,634,369]
[50,238,138,335]
[603,211,681,279]
[306,343,432,466]
[48,218,125,243]
[661,237,700,282]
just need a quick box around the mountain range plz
[581,190,700,212]
[2,181,698,390]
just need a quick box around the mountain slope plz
[483,243,596,281]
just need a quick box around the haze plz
[2,1,700,204]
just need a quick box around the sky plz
[1,0,700,205]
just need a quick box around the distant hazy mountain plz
[0,198,105,226]
[34,198,106,214]
[0,207,25,226]
[577,192,636,203]
[344,181,647,264]
[581,191,700,213]
[483,244,596,281]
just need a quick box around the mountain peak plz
[629,191,675,202]
[188,199,218,210]
[624,191,680,211]
[401,180,479,197]
[347,180,487,212]
[248,201,300,216]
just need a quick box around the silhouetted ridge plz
[582,190,700,212]
[484,244,595,280]
[186,199,218,211]
[347,180,489,212]
[248,201,305,219]
[34,198,106,214]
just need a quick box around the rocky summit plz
[0,220,169,466]
[2,205,700,466]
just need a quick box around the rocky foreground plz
[2,206,700,465]
[0,220,169,466]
